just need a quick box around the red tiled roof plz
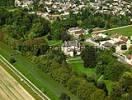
[120,37,128,42]
[115,41,126,45]
[127,55,132,59]
[75,30,84,34]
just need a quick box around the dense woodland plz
[0,1,132,100]
[0,8,50,55]
[0,0,14,6]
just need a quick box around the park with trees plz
[0,2,132,100]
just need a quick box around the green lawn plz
[97,75,114,95]
[84,33,92,38]
[104,80,114,95]
[48,40,62,46]
[67,57,96,77]
[0,42,79,100]
[105,26,132,36]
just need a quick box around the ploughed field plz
[0,65,35,100]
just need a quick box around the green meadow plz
[105,26,132,36]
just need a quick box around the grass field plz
[97,75,114,95]
[0,42,79,100]
[104,80,114,95]
[48,40,62,46]
[104,26,132,36]
[0,64,35,100]
[67,57,96,77]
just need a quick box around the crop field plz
[0,64,35,100]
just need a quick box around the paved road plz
[93,24,132,34]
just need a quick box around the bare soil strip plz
[0,65,35,100]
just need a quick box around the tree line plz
[28,46,132,100]
[0,0,14,7]
[81,46,132,100]
[30,48,106,100]
[0,8,50,55]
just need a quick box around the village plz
[90,0,132,16]
[61,26,132,65]
[15,0,86,20]
[14,0,132,21]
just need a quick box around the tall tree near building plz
[81,46,97,67]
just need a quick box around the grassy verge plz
[104,80,114,95]
[104,26,132,36]
[48,40,62,46]
[0,42,79,100]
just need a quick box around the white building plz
[15,0,33,9]
[114,36,131,54]
[68,27,85,38]
[61,40,83,57]
[92,33,108,39]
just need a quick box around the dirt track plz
[0,65,35,100]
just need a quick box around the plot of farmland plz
[0,65,35,100]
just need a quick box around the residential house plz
[102,42,113,48]
[15,0,33,9]
[61,40,83,57]
[100,35,131,53]
[91,33,131,54]
[92,33,108,40]
[126,55,132,65]
[113,35,131,54]
[67,27,85,39]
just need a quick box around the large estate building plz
[61,40,83,57]
[68,27,85,39]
